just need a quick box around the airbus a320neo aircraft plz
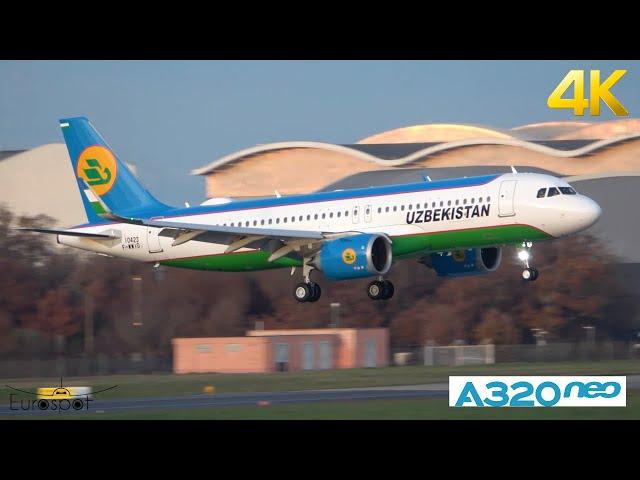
[20,117,602,303]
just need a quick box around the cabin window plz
[307,215,311,220]
[261,220,264,225]
[322,213,326,219]
[377,208,381,214]
[463,199,467,205]
[283,217,287,223]
[401,205,405,211]
[416,204,420,209]
[439,201,443,207]
[276,218,280,224]
[408,204,412,210]
[253,220,257,226]
[547,187,559,197]
[447,200,451,206]
[471,198,475,204]
[385,207,389,213]
[245,221,249,227]
[424,203,428,209]
[432,202,436,208]
[537,188,547,198]
[338,211,342,217]
[486,196,490,202]
[345,210,349,216]
[455,199,459,206]
[393,206,397,212]
[478,197,483,203]
[268,219,272,225]
[291,216,295,222]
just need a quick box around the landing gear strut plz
[518,242,539,282]
[293,258,322,303]
[367,279,395,300]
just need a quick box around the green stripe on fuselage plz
[160,224,551,272]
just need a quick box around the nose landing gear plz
[518,242,539,282]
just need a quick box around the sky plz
[1,60,639,205]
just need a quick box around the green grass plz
[34,390,640,420]
[2,359,639,400]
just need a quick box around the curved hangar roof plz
[192,130,640,176]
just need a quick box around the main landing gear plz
[518,242,539,282]
[367,278,395,300]
[293,260,322,303]
[293,281,322,303]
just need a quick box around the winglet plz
[511,166,518,174]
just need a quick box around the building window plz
[225,344,241,352]
[195,344,211,353]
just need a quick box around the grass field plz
[33,390,640,420]
[2,359,639,400]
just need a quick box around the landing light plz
[517,250,530,261]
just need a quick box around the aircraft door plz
[364,204,372,223]
[147,227,163,253]
[352,205,360,223]
[498,180,517,217]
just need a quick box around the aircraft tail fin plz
[59,117,172,222]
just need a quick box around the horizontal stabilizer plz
[15,227,120,239]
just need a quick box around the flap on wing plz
[144,219,325,240]
[15,227,120,239]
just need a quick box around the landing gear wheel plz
[522,267,539,282]
[367,280,385,300]
[293,282,312,302]
[381,280,395,300]
[308,282,322,302]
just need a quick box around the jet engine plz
[421,247,502,277]
[312,233,392,280]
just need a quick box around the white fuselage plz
[58,173,601,266]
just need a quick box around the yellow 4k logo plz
[547,70,629,116]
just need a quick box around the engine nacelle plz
[312,233,392,280]
[421,247,502,277]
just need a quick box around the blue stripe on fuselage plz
[150,174,501,220]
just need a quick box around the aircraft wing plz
[111,214,353,262]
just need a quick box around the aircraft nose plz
[577,196,602,230]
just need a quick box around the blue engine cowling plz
[311,233,393,280]
[421,247,502,277]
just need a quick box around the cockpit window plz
[547,187,560,197]
[559,187,577,195]
[537,188,546,198]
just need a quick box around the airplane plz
[18,117,602,303]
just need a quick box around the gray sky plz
[1,60,639,205]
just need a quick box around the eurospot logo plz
[450,376,626,407]
[342,248,357,265]
[76,145,117,196]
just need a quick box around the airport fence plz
[0,353,173,379]
[391,341,640,366]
